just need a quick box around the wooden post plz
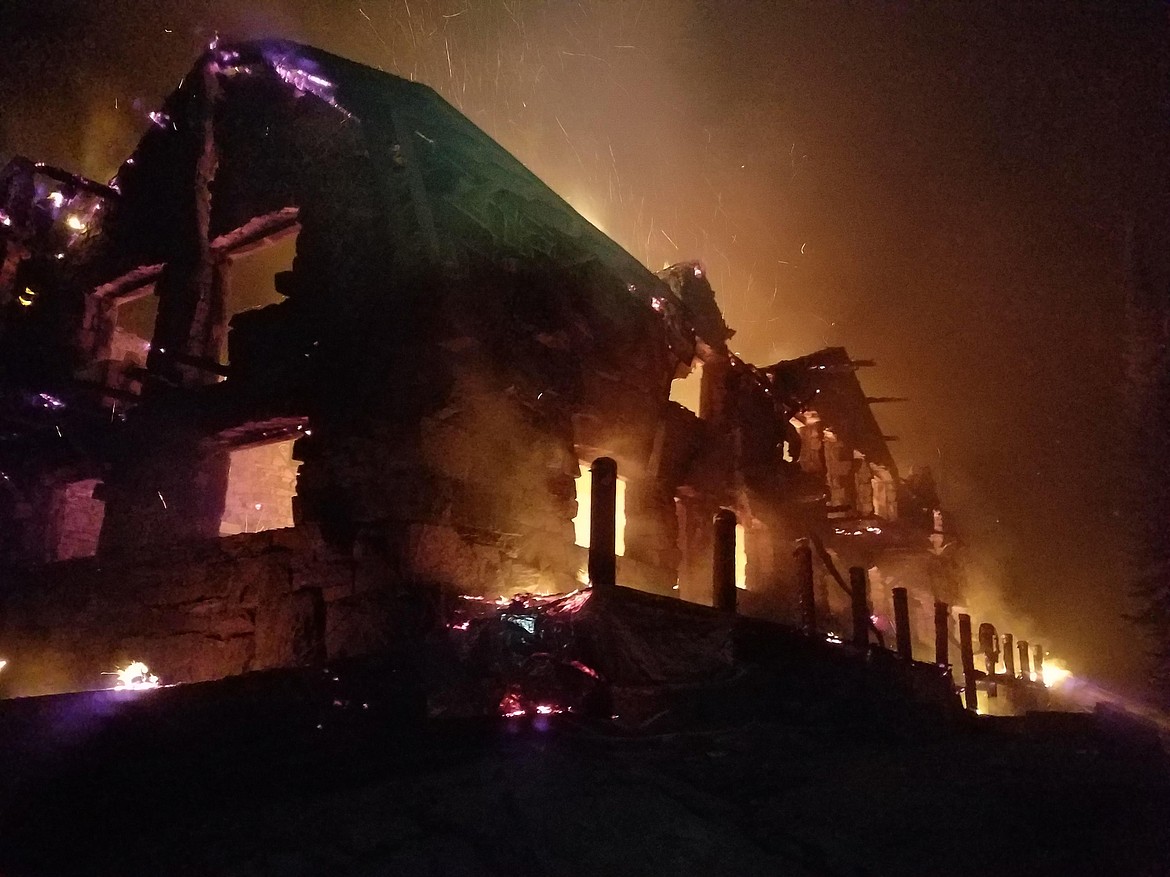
[712,509,737,612]
[587,457,617,589]
[978,623,999,676]
[958,613,978,711]
[1018,639,1031,680]
[978,623,999,698]
[849,566,869,650]
[1033,644,1044,683]
[1003,633,1016,678]
[934,602,949,666]
[892,587,912,660]
[795,540,816,633]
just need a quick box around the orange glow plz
[572,465,626,557]
[219,439,299,535]
[669,361,702,414]
[735,523,747,589]
[1041,658,1072,688]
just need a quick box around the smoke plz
[942,460,1046,656]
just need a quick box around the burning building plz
[0,40,974,701]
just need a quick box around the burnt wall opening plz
[219,438,299,535]
[218,228,296,369]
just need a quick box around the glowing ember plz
[499,691,526,718]
[548,588,593,614]
[109,661,160,690]
[569,659,600,679]
[834,525,884,536]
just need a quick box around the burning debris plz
[107,661,160,691]
[445,589,604,719]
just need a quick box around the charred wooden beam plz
[934,601,950,666]
[1003,633,1016,678]
[70,379,142,402]
[30,162,121,199]
[1033,644,1044,682]
[163,350,232,377]
[1018,639,1031,680]
[958,613,978,711]
[795,539,816,633]
[587,457,617,588]
[979,623,1000,698]
[978,623,999,676]
[849,566,869,650]
[893,587,912,659]
[712,509,737,613]
[811,537,884,647]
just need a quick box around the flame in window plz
[572,465,626,557]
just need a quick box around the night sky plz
[1,1,1166,695]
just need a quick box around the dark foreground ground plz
[0,666,1167,877]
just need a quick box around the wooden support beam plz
[712,509,737,613]
[795,539,816,634]
[810,536,884,647]
[588,457,617,589]
[1018,640,1031,680]
[1003,633,1016,678]
[892,587,912,659]
[165,350,232,377]
[959,613,978,711]
[849,566,869,650]
[934,601,950,666]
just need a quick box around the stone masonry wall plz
[52,478,105,561]
[0,515,597,699]
[0,527,343,698]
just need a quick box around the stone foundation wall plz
[0,528,328,697]
[0,513,682,698]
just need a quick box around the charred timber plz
[712,509,738,613]
[588,457,617,589]
[959,613,978,711]
[849,566,869,650]
[893,587,912,660]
